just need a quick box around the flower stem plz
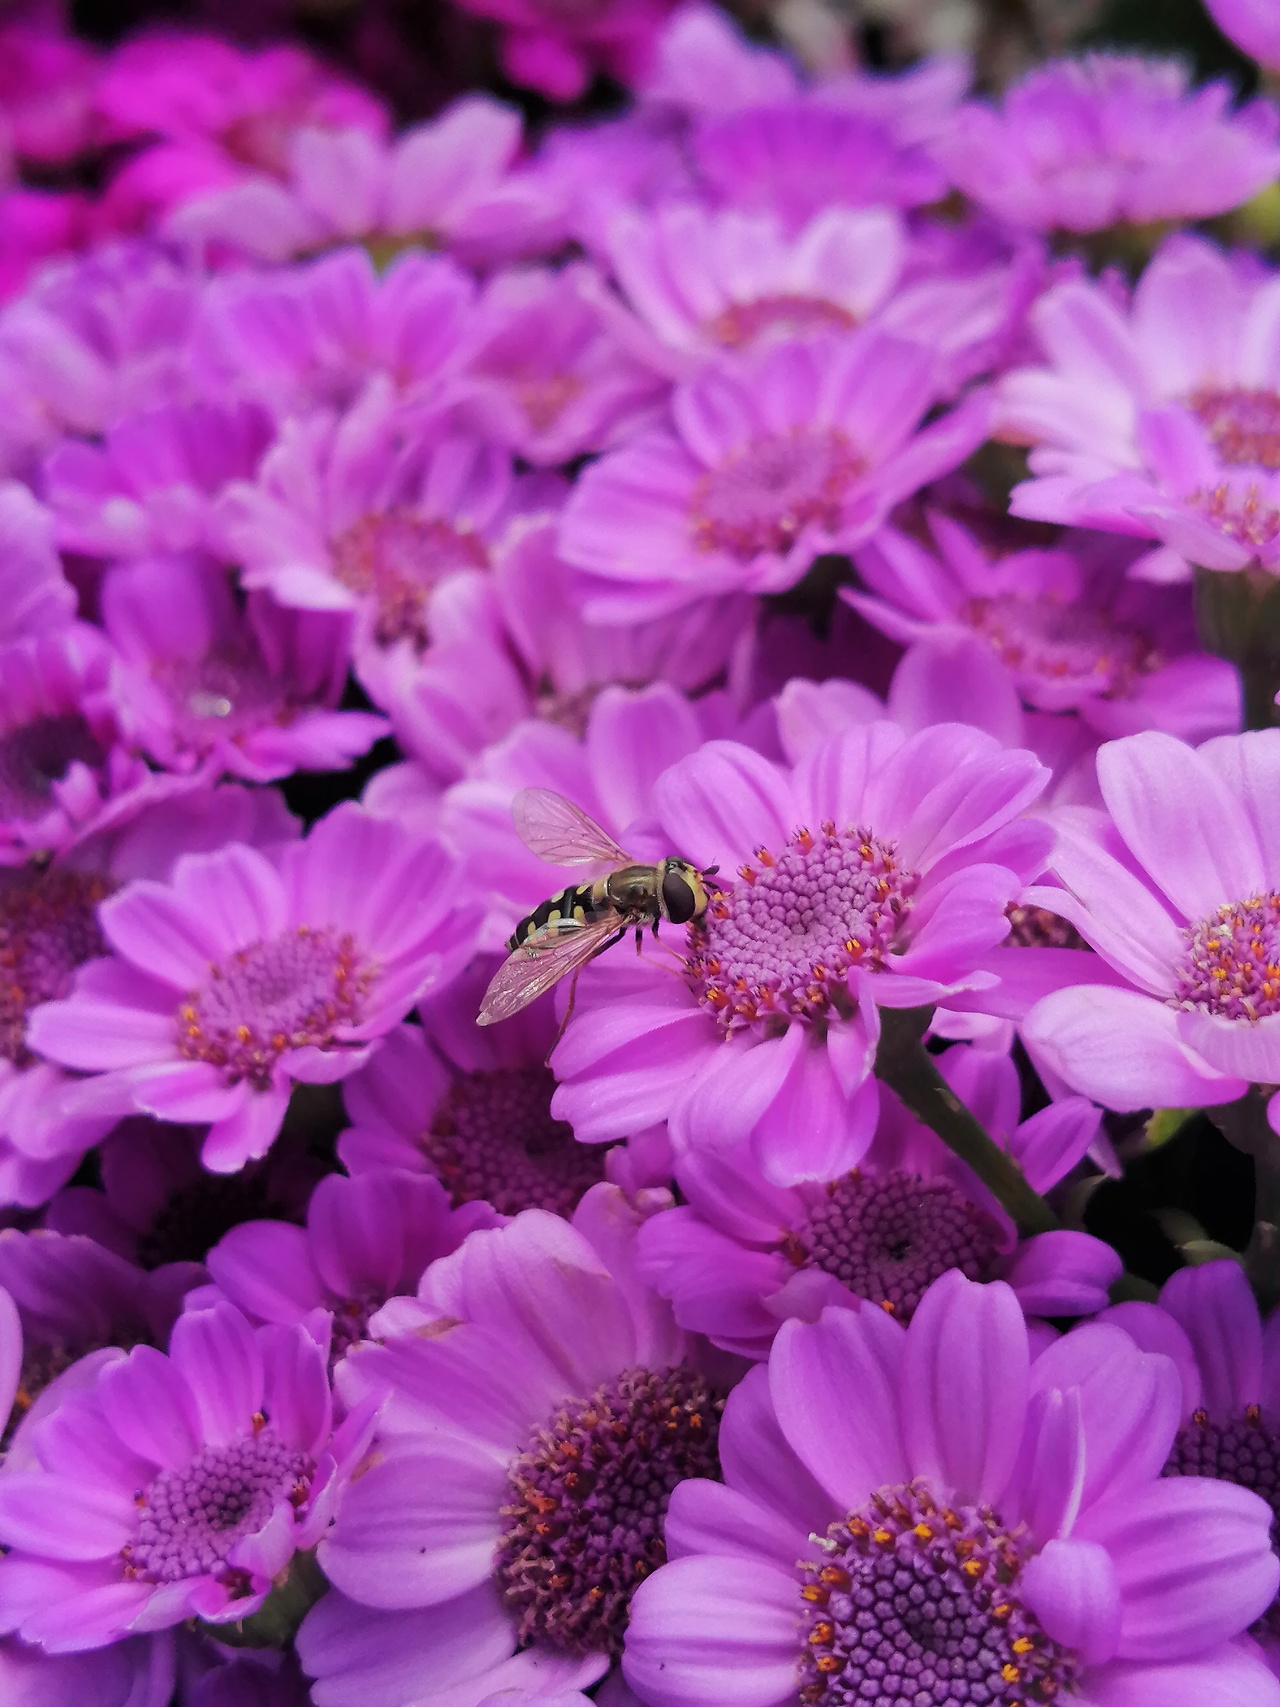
[1192,565,1280,731]
[873,1007,1061,1236]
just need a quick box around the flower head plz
[624,1272,1280,1707]
[27,804,479,1172]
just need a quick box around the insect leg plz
[546,925,626,1062]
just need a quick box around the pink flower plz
[936,55,1280,232]
[0,188,91,307]
[0,484,76,645]
[190,246,477,420]
[0,24,97,168]
[549,719,1050,1181]
[1023,729,1280,1121]
[847,510,1240,739]
[1203,0,1280,75]
[99,555,388,783]
[165,97,563,271]
[26,803,480,1172]
[0,1302,379,1647]
[448,0,674,100]
[454,263,667,466]
[559,332,991,619]
[0,1634,175,1707]
[635,3,798,116]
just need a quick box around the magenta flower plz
[1001,236,1280,572]
[190,247,477,420]
[0,483,76,646]
[689,97,948,227]
[847,511,1240,740]
[447,0,673,101]
[0,23,97,169]
[623,1272,1280,1707]
[199,1169,497,1356]
[455,263,667,466]
[99,556,388,783]
[559,332,991,620]
[550,720,1050,1181]
[0,784,298,1209]
[1107,1259,1280,1668]
[936,55,1280,232]
[165,97,563,271]
[0,1302,378,1647]
[1022,729,1280,1121]
[44,399,274,563]
[638,1042,1114,1357]
[1205,0,1280,71]
[0,188,91,307]
[304,1195,712,1689]
[636,3,798,115]
[0,1632,175,1707]
[215,379,513,676]
[26,803,479,1172]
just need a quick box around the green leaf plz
[1144,1108,1197,1149]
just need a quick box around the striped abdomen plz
[507,881,609,952]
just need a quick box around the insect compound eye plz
[661,869,698,924]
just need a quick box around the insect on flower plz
[477,787,717,1028]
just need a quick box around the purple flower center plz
[0,714,105,823]
[1191,387,1280,471]
[1186,482,1280,553]
[137,1164,297,1268]
[707,296,856,350]
[798,1481,1080,1704]
[960,592,1154,700]
[1165,1405,1280,1635]
[786,1172,999,1321]
[125,1426,313,1585]
[177,926,372,1090]
[1171,896,1280,1021]
[685,825,917,1030]
[689,431,862,561]
[331,508,489,647]
[497,1365,723,1657]
[423,1065,606,1218]
[0,867,111,1064]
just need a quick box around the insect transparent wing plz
[512,788,632,866]
[477,916,626,1025]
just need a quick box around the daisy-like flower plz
[99,556,389,783]
[847,511,1240,740]
[26,803,480,1172]
[1107,1259,1280,1671]
[454,264,668,467]
[0,483,76,647]
[936,55,1280,233]
[165,96,564,271]
[550,719,1050,1182]
[196,1169,497,1361]
[1000,235,1280,573]
[44,398,274,563]
[623,1272,1280,1707]
[558,332,991,620]
[189,247,478,421]
[1022,729,1280,1124]
[300,1195,720,1700]
[0,1302,378,1649]
[215,378,514,676]
[638,1042,1115,1358]
[0,785,298,1208]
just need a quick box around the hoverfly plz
[476,787,717,1029]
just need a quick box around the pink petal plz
[168,1306,265,1446]
[97,1346,200,1471]
[1160,1260,1263,1416]
[1021,1538,1121,1666]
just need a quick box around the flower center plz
[158,645,289,748]
[961,593,1153,700]
[798,1481,1080,1705]
[706,296,856,350]
[0,715,106,823]
[685,826,917,1031]
[1165,1405,1280,1635]
[1172,895,1280,1022]
[137,1165,297,1267]
[423,1066,606,1218]
[1190,387,1280,471]
[1005,903,1087,951]
[331,508,489,647]
[689,431,862,561]
[1185,481,1280,555]
[124,1428,313,1585]
[0,867,112,1064]
[177,927,372,1090]
[786,1173,999,1321]
[497,1365,723,1658]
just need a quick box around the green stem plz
[1192,565,1280,731]
[197,1548,327,1649]
[873,1008,1060,1236]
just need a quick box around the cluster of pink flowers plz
[5,0,1280,1704]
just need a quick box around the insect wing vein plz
[512,787,632,866]
[477,914,622,1024]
